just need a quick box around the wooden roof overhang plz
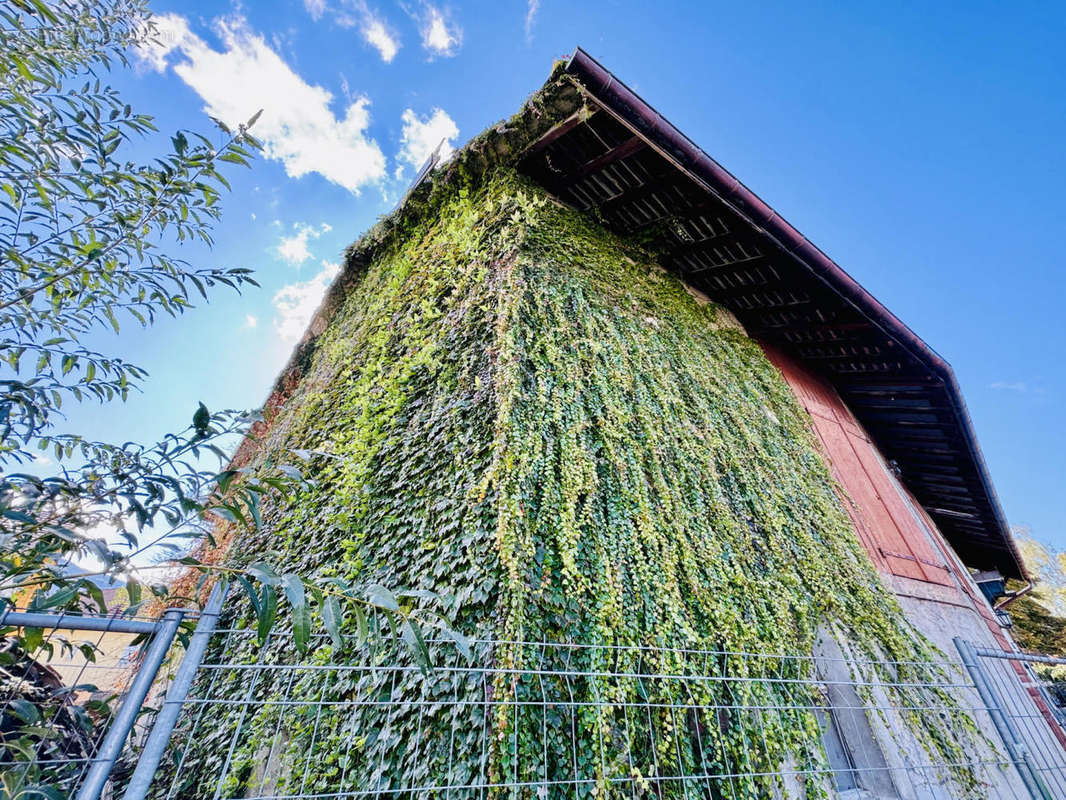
[517,48,1024,580]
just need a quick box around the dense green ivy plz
[160,167,985,799]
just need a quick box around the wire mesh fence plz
[145,623,1041,800]
[0,608,184,800]
[6,600,1066,800]
[963,644,1066,799]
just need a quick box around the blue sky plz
[64,1,1066,549]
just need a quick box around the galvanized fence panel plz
[957,640,1066,800]
[0,606,186,800]
[137,625,1036,800]
[8,596,1066,800]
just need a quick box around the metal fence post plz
[74,607,185,800]
[954,637,1049,800]
[122,582,224,800]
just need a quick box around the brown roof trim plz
[562,47,1025,580]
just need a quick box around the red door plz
[763,346,954,587]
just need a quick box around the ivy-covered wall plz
[166,165,986,798]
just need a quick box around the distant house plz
[43,572,141,695]
[193,50,1064,799]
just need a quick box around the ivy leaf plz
[438,626,474,662]
[282,574,309,652]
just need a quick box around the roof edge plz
[563,47,1025,580]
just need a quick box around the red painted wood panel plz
[763,346,954,587]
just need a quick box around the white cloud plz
[989,381,1029,393]
[420,6,461,57]
[138,13,386,193]
[398,108,458,170]
[300,0,399,63]
[524,0,540,41]
[137,13,193,72]
[273,261,342,343]
[277,222,331,266]
[362,14,399,62]
[244,314,258,329]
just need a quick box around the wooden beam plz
[667,231,766,260]
[674,254,775,280]
[834,377,942,390]
[521,108,598,158]
[710,288,814,311]
[564,135,647,185]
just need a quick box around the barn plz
[169,50,1066,800]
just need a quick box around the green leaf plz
[354,605,369,648]
[438,626,474,662]
[12,55,34,83]
[257,583,277,646]
[282,574,309,652]
[401,618,432,672]
[397,588,441,603]
[104,306,121,333]
[215,469,239,494]
[247,561,280,586]
[83,579,107,613]
[40,584,77,610]
[322,594,343,649]
[277,464,304,482]
[365,583,399,612]
[244,489,262,531]
[8,699,40,725]
[22,626,43,652]
[207,505,245,526]
[192,401,210,436]
[235,575,261,620]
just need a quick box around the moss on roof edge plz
[342,61,584,274]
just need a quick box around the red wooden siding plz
[763,345,955,587]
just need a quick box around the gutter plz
[996,581,1034,611]
[564,47,1026,581]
